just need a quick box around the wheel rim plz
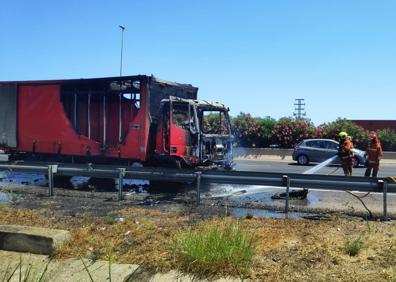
[298,155,308,165]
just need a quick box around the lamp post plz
[118,25,125,143]
[119,25,125,77]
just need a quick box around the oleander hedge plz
[230,113,396,151]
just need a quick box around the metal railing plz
[0,163,395,219]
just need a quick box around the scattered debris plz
[271,189,309,200]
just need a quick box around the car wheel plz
[352,157,359,168]
[297,154,309,165]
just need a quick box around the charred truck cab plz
[154,96,234,169]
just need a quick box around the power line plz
[293,98,306,119]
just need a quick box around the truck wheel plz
[297,154,309,165]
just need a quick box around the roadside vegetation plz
[344,235,365,256]
[172,220,256,278]
[1,256,51,282]
[1,207,396,281]
[230,113,396,150]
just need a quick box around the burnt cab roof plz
[166,96,228,111]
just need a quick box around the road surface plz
[235,159,396,177]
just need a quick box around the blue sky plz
[1,1,395,125]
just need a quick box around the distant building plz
[351,120,396,132]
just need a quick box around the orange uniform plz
[338,138,354,176]
[364,140,383,177]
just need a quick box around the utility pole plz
[119,25,125,77]
[293,98,306,120]
[118,25,125,143]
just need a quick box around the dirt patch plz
[1,187,396,281]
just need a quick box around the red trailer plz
[0,75,233,169]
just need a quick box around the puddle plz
[203,183,320,207]
[0,192,11,202]
[0,172,47,187]
[70,176,149,189]
[230,207,316,219]
[0,172,149,190]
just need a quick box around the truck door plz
[169,99,190,158]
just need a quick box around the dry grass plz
[1,207,396,281]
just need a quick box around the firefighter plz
[338,131,354,176]
[364,132,383,177]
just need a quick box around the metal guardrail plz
[0,163,395,219]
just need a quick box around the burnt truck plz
[0,75,233,169]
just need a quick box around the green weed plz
[344,236,365,256]
[172,220,256,278]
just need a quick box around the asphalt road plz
[235,159,396,177]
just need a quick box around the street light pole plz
[118,25,125,143]
[119,25,125,77]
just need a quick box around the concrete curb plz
[0,225,70,255]
[0,250,243,282]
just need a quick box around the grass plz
[87,239,104,262]
[344,236,365,256]
[387,270,396,282]
[102,215,117,225]
[1,256,51,282]
[80,257,95,282]
[2,207,396,281]
[172,220,256,278]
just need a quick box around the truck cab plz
[154,96,234,169]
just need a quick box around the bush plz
[317,118,369,150]
[271,117,316,148]
[231,113,276,147]
[377,129,396,151]
[172,220,256,277]
[230,114,396,151]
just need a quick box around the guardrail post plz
[283,175,290,218]
[195,171,202,205]
[47,165,58,197]
[379,180,388,221]
[117,168,126,201]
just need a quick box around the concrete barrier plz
[0,225,70,255]
[384,152,396,159]
[233,148,293,160]
[234,147,396,160]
